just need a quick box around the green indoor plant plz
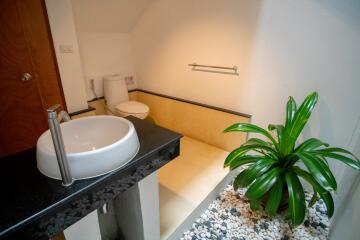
[224,92,360,225]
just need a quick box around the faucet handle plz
[47,104,61,113]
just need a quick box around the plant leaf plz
[224,145,253,167]
[224,144,278,167]
[285,96,297,128]
[295,138,329,152]
[224,123,279,150]
[313,151,360,170]
[233,169,257,190]
[281,96,297,156]
[253,149,277,160]
[282,92,318,154]
[284,154,300,168]
[317,155,330,167]
[318,191,334,218]
[308,189,318,207]
[229,155,264,170]
[296,152,337,191]
[285,171,306,225]
[268,124,285,147]
[245,138,272,147]
[316,147,359,160]
[292,166,334,217]
[265,178,284,216]
[244,139,278,159]
[233,158,276,190]
[250,198,261,211]
[245,167,283,200]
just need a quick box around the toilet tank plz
[103,74,129,108]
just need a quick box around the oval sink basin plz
[36,116,140,180]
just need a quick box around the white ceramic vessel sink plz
[36,116,140,180]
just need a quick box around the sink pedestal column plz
[98,172,160,240]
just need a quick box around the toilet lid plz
[115,101,149,114]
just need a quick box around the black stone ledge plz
[0,116,182,240]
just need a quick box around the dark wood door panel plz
[0,0,49,157]
[16,0,67,111]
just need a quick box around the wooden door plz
[0,0,65,158]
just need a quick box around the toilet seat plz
[115,101,149,116]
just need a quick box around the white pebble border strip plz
[181,184,329,240]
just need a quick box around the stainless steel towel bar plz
[188,63,238,73]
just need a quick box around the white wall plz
[70,0,147,100]
[77,32,137,100]
[132,0,360,191]
[71,0,151,32]
[330,123,360,239]
[45,0,89,113]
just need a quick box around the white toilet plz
[103,74,149,119]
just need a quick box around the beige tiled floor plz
[159,136,229,239]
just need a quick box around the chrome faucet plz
[47,104,73,186]
[57,109,71,123]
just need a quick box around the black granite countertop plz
[0,116,181,239]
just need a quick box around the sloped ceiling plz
[71,0,151,32]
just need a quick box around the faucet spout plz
[57,110,71,122]
[47,104,73,186]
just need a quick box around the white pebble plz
[182,184,329,240]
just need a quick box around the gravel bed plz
[181,184,329,240]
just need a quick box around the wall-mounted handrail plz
[188,62,238,73]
